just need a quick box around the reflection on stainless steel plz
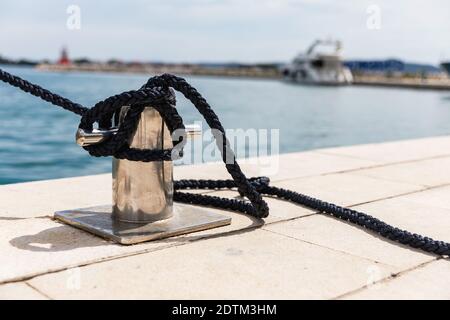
[77,109,201,223]
[76,128,118,146]
[112,106,174,223]
[76,123,200,147]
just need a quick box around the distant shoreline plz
[34,63,450,90]
[35,63,282,80]
[353,75,450,91]
[3,62,449,90]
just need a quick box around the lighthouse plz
[58,47,70,65]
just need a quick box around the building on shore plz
[344,59,445,78]
[58,47,71,65]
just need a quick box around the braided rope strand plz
[0,68,87,115]
[1,67,449,257]
[175,178,450,256]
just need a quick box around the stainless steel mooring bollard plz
[55,103,231,245]
[112,106,174,223]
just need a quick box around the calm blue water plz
[1,65,450,184]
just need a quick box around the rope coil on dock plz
[1,68,449,256]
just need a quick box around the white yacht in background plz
[282,39,353,85]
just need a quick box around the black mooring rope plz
[1,68,449,257]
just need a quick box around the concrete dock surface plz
[1,135,450,300]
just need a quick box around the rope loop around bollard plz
[0,67,449,256]
[78,87,187,162]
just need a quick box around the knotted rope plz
[1,68,449,256]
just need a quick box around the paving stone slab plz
[264,215,434,269]
[341,259,450,299]
[352,156,450,187]
[28,229,396,299]
[174,151,376,182]
[0,283,47,300]
[382,184,450,211]
[351,194,450,244]
[0,174,111,219]
[0,204,276,284]
[319,135,450,163]
[272,172,423,207]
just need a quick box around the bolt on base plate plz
[54,204,231,245]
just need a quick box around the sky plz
[0,0,449,65]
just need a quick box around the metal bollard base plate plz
[54,204,231,245]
